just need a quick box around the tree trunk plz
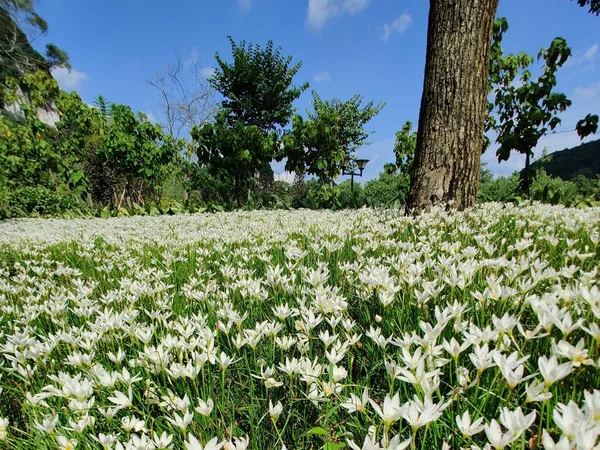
[407,0,499,214]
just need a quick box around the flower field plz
[0,204,599,450]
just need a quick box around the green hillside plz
[532,139,600,180]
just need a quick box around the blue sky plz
[36,0,600,180]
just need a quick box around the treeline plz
[1,1,600,219]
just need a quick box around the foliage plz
[574,0,600,14]
[211,36,308,133]
[478,166,600,207]
[307,92,385,154]
[388,121,417,176]
[192,111,278,204]
[99,103,176,205]
[0,1,70,92]
[282,113,344,184]
[282,93,384,183]
[487,18,598,193]
[364,171,410,207]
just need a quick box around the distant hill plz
[531,139,600,180]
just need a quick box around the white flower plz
[541,430,570,450]
[484,419,513,448]
[195,398,214,416]
[456,410,484,437]
[0,418,8,441]
[269,400,283,421]
[108,387,133,409]
[369,393,405,427]
[347,435,380,450]
[341,388,369,414]
[525,380,553,403]
[152,431,174,449]
[91,433,119,449]
[185,435,224,450]
[56,435,78,450]
[538,355,573,387]
[499,407,536,439]
[223,436,249,450]
[166,409,193,430]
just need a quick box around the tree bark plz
[407,0,499,214]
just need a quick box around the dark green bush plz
[6,186,78,217]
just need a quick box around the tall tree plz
[210,36,308,133]
[388,121,417,176]
[407,0,499,214]
[193,37,307,201]
[282,92,384,183]
[192,111,277,205]
[486,18,598,194]
[0,0,70,75]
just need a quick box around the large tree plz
[407,0,499,214]
[486,20,598,194]
[575,0,600,14]
[0,0,70,78]
[193,37,307,202]
[210,36,308,133]
[407,0,599,214]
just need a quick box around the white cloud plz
[574,80,600,99]
[564,43,598,69]
[200,67,216,79]
[274,171,296,184]
[237,0,253,13]
[307,0,371,30]
[313,71,331,83]
[342,0,370,14]
[383,12,412,41]
[50,67,89,91]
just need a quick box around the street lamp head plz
[355,159,369,170]
[342,156,351,169]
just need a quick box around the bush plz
[363,172,409,207]
[478,173,520,202]
[6,186,79,217]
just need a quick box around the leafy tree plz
[574,0,600,14]
[210,36,308,132]
[0,1,70,77]
[388,121,417,176]
[282,93,384,183]
[281,112,342,184]
[98,104,177,207]
[192,111,277,205]
[408,0,598,214]
[487,19,598,193]
[192,37,306,204]
[1,72,63,189]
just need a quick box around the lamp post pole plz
[340,157,370,193]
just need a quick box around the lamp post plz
[340,156,369,193]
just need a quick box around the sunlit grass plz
[0,204,598,450]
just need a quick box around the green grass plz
[0,204,598,450]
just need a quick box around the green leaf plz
[306,427,328,436]
[323,443,345,450]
